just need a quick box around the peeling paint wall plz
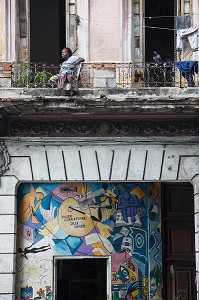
[132,0,143,62]
[177,0,199,61]
[18,0,29,62]
[2,0,198,64]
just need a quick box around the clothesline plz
[79,17,198,31]
[145,14,199,19]
[145,24,198,33]
[80,19,194,31]
[144,25,176,31]
[80,13,199,20]
[79,14,199,22]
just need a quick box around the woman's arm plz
[67,56,85,70]
[76,57,85,64]
[73,57,85,67]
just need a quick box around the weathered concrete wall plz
[77,0,129,61]
[3,140,199,182]
[89,0,121,61]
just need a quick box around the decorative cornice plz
[0,142,10,175]
[7,119,199,137]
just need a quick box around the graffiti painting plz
[16,182,162,300]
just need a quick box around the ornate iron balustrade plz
[11,61,198,88]
[11,62,60,88]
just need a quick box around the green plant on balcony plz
[33,71,52,87]
[12,62,53,87]
[12,62,33,87]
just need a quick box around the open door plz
[30,0,66,64]
[162,183,196,299]
[145,0,175,62]
[54,256,111,300]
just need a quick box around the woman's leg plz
[66,73,78,94]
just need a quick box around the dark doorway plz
[30,0,66,64]
[56,258,107,300]
[145,0,175,62]
[162,183,196,299]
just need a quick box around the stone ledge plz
[0,88,199,126]
[0,86,198,98]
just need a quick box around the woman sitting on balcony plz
[48,47,85,95]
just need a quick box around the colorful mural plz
[16,182,162,300]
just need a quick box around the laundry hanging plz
[175,60,198,86]
[176,25,198,52]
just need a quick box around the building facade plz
[0,1,199,300]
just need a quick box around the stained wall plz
[89,0,121,61]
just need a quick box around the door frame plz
[53,255,112,300]
[161,182,196,300]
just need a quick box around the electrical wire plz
[79,14,199,31]
[79,17,197,31]
[79,13,199,22]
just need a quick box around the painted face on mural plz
[150,277,158,296]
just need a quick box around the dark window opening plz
[145,0,175,62]
[30,0,66,64]
[56,258,107,300]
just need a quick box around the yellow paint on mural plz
[131,185,146,200]
[18,184,43,224]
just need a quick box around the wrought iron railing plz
[11,61,198,89]
[11,62,60,88]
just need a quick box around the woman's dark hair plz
[63,47,72,57]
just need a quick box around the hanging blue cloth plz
[175,60,198,86]
[175,60,198,74]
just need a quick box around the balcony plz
[0,60,199,138]
[10,61,199,89]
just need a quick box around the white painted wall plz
[77,0,89,60]
[3,0,18,62]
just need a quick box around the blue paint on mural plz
[16,182,162,300]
